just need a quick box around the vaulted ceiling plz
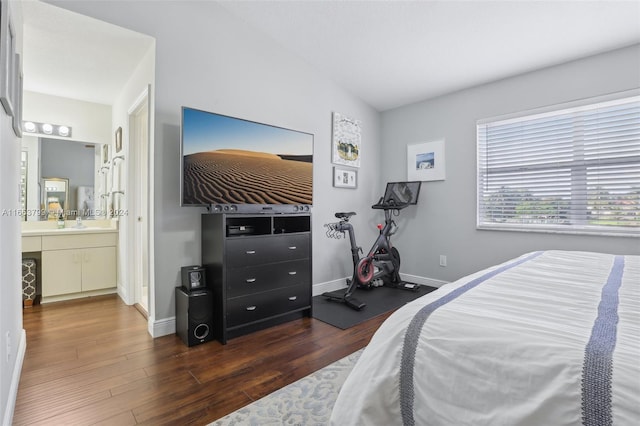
[22,0,640,111]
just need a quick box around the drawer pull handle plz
[246,250,256,255]
[288,246,297,250]
[288,296,297,301]
[288,271,297,275]
[246,306,257,311]
[246,278,256,283]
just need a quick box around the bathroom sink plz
[57,226,106,231]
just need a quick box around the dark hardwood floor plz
[13,294,390,425]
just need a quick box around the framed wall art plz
[407,139,446,182]
[333,166,357,189]
[11,53,22,136]
[332,111,361,168]
[102,143,109,164]
[115,126,123,152]
[1,0,17,117]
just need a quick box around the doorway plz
[21,2,155,326]
[128,87,151,314]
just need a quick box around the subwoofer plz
[175,287,214,347]
[181,265,206,292]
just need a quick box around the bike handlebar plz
[371,198,410,210]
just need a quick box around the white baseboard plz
[3,329,26,426]
[399,273,448,288]
[40,288,117,304]
[117,283,132,305]
[312,278,348,296]
[148,316,175,338]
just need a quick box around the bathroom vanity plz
[21,220,118,303]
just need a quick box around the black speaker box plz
[181,265,206,292]
[175,287,214,347]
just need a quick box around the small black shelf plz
[273,215,311,234]
[224,214,311,237]
[226,216,271,237]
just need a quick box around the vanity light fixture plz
[41,123,53,134]
[23,121,37,133]
[22,121,73,138]
[58,126,70,137]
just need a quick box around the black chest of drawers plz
[201,213,312,344]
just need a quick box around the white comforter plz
[330,251,639,426]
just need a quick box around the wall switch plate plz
[439,255,447,267]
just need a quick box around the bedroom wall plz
[1,3,24,423]
[0,84,24,426]
[381,44,640,283]
[109,43,155,312]
[49,0,383,326]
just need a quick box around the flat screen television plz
[180,107,313,213]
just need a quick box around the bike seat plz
[335,211,356,220]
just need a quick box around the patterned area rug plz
[210,349,364,425]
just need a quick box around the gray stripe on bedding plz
[581,255,624,426]
[399,251,543,426]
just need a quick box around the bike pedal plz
[345,297,366,311]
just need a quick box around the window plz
[477,92,640,237]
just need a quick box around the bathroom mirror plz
[42,177,69,220]
[22,136,103,221]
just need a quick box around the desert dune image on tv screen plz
[182,108,313,206]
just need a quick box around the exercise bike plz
[323,181,422,311]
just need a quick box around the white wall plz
[110,43,155,310]
[381,44,640,283]
[22,91,111,145]
[0,2,25,423]
[0,103,24,426]
[52,0,382,325]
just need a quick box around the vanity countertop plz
[22,227,118,236]
[21,219,118,236]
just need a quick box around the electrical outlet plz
[439,255,447,267]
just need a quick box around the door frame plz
[124,85,154,331]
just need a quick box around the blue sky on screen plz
[182,108,313,156]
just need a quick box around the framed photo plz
[407,139,446,182]
[333,166,357,189]
[102,143,109,164]
[332,111,361,168]
[1,0,16,117]
[115,126,123,153]
[11,53,22,136]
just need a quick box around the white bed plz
[330,250,639,426]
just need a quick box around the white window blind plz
[477,94,640,237]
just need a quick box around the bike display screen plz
[382,181,421,205]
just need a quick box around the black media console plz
[201,213,312,344]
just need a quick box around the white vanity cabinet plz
[40,232,117,298]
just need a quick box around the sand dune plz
[183,150,312,205]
